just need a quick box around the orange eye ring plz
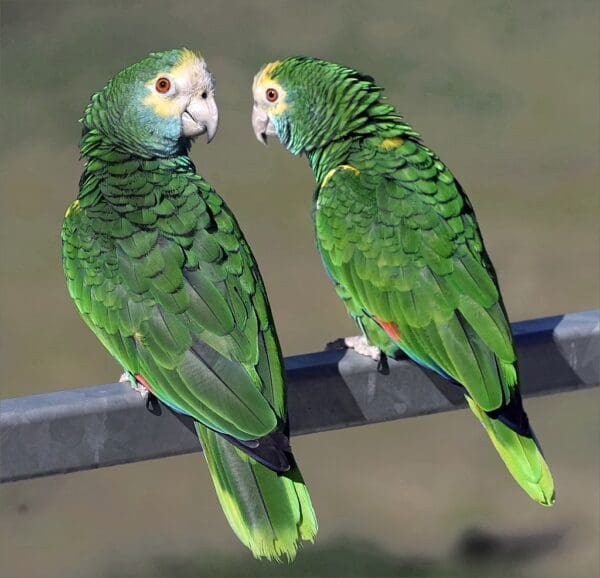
[266,88,278,102]
[155,77,171,93]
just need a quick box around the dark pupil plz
[160,81,167,88]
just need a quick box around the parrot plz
[61,49,317,561]
[251,56,555,506]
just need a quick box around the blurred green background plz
[1,1,599,577]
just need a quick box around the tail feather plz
[195,423,317,561]
[466,396,555,506]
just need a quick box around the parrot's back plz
[314,131,554,506]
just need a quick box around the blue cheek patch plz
[137,106,182,156]
[273,115,296,153]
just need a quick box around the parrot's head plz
[82,48,218,158]
[252,57,384,156]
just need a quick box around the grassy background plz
[1,1,599,577]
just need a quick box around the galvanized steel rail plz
[1,310,598,483]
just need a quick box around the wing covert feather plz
[62,174,285,440]
[315,139,516,411]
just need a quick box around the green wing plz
[316,139,555,506]
[62,171,284,441]
[63,162,317,557]
[315,139,517,412]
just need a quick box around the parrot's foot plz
[328,335,381,362]
[119,371,149,401]
[345,335,381,361]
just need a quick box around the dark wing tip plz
[219,429,292,473]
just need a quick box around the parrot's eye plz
[155,77,171,93]
[266,88,279,102]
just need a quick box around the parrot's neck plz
[305,106,420,185]
[306,139,356,183]
[77,131,196,208]
[307,122,419,185]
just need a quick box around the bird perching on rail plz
[251,56,555,506]
[61,49,317,561]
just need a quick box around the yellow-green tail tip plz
[466,397,555,506]
[196,424,317,562]
[235,477,317,563]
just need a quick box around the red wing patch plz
[374,317,402,342]
[134,373,154,393]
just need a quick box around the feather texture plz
[63,50,317,560]
[261,56,555,505]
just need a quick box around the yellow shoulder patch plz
[321,164,360,189]
[65,199,80,218]
[378,137,404,149]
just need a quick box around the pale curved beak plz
[252,104,275,145]
[182,94,219,142]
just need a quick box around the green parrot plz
[251,57,555,506]
[61,49,317,561]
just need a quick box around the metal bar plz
[1,310,598,483]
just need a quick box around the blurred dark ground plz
[0,1,598,577]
